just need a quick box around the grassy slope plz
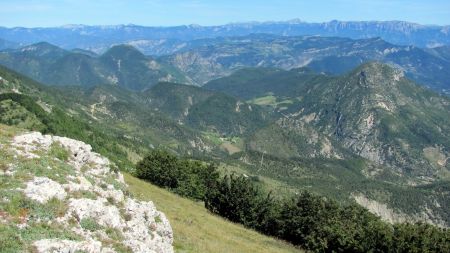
[124,173,302,253]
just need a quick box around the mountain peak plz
[20,42,63,52]
[105,44,141,53]
[349,62,405,87]
[17,42,67,58]
[102,44,146,59]
[109,44,138,50]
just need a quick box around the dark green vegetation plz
[142,82,270,135]
[0,65,149,169]
[124,173,304,253]
[207,62,450,226]
[1,24,450,252]
[203,68,334,101]
[207,63,450,177]
[0,64,266,166]
[136,149,219,200]
[0,43,189,91]
[0,92,132,169]
[206,175,450,253]
[205,67,331,100]
[135,151,450,253]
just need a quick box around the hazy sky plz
[1,0,450,27]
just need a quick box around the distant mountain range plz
[0,38,19,50]
[0,20,449,54]
[1,35,450,94]
[162,34,450,93]
[0,42,189,90]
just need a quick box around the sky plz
[1,0,450,28]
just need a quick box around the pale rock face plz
[52,135,110,172]
[10,131,174,253]
[67,198,123,228]
[63,176,93,192]
[12,132,53,158]
[122,198,174,253]
[24,177,67,204]
[352,193,446,227]
[33,239,115,253]
[353,193,407,224]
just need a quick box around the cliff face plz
[0,126,174,253]
[352,194,447,228]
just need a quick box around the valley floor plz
[124,173,303,253]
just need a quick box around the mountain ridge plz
[0,42,190,90]
[164,35,450,93]
[2,36,449,94]
[1,20,449,50]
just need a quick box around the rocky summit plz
[0,126,173,253]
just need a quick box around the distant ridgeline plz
[1,20,450,50]
[1,35,450,94]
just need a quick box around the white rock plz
[12,132,53,159]
[67,198,123,228]
[33,238,115,253]
[122,198,174,253]
[63,176,93,192]
[24,177,67,204]
[10,132,174,252]
[93,185,125,203]
[117,172,125,184]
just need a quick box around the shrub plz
[135,150,179,189]
[135,150,219,200]
[49,142,70,161]
[205,174,276,230]
[392,222,450,253]
[204,175,450,253]
[0,225,23,252]
[80,218,102,231]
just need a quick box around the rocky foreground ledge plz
[0,130,174,253]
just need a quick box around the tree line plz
[135,150,450,253]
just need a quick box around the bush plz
[392,222,450,253]
[135,150,179,188]
[205,174,276,230]
[49,142,70,161]
[135,150,219,200]
[80,218,102,231]
[204,175,450,253]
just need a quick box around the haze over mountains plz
[1,34,450,94]
[1,20,450,51]
[0,42,188,90]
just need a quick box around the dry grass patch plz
[124,173,303,253]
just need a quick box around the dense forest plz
[136,150,450,253]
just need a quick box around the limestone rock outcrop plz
[2,131,174,253]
